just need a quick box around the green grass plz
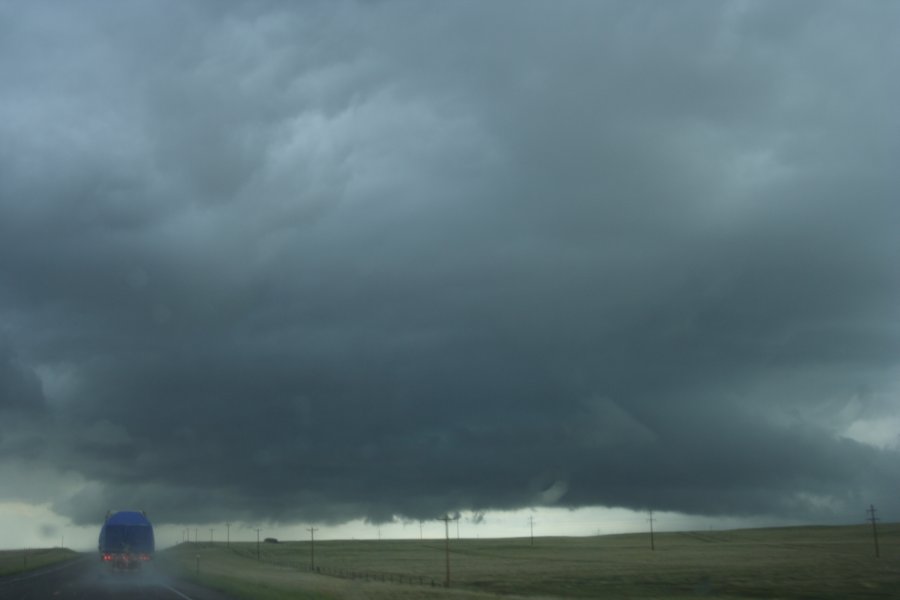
[0,548,81,577]
[157,523,900,599]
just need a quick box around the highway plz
[0,556,235,600]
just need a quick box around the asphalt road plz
[0,556,236,600]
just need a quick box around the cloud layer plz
[1,0,899,527]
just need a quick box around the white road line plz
[0,556,88,586]
[162,584,197,599]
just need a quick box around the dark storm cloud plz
[1,0,899,527]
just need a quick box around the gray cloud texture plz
[1,0,899,527]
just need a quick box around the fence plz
[308,564,443,587]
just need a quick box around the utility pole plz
[307,527,318,570]
[210,529,214,545]
[529,516,535,546]
[226,522,231,547]
[648,510,656,551]
[419,521,423,541]
[439,515,453,587]
[255,528,261,560]
[866,505,880,558]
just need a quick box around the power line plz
[438,515,453,587]
[529,516,535,546]
[866,505,880,558]
[307,527,319,570]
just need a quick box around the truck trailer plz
[98,510,155,570]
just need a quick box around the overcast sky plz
[1,0,899,546]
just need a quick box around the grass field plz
[157,523,900,599]
[0,548,81,577]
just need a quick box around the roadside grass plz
[156,543,506,600]
[0,548,81,577]
[157,523,900,599]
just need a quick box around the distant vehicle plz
[98,510,155,570]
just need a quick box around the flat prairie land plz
[158,523,900,599]
[0,548,80,577]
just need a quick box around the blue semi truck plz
[98,510,155,570]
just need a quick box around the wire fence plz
[308,564,444,587]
